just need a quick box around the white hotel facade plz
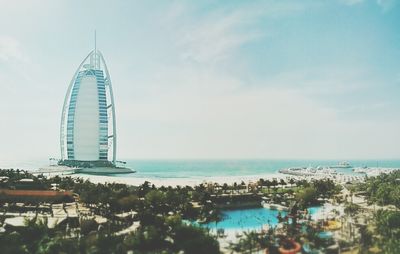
[59,49,117,167]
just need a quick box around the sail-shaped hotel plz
[57,45,132,173]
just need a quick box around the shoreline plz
[6,161,396,187]
[67,171,365,187]
[2,159,399,187]
[73,173,287,187]
[28,167,370,187]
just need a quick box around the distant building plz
[59,47,117,168]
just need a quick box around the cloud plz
[178,12,261,63]
[112,1,400,159]
[0,36,27,63]
[116,58,400,159]
[162,1,304,64]
[263,67,370,96]
[119,83,400,159]
[173,9,262,64]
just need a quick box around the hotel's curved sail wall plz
[60,50,117,164]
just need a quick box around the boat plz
[353,167,368,173]
[279,166,337,176]
[329,161,352,169]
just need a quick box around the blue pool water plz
[318,231,333,239]
[204,207,287,231]
[200,206,321,231]
[308,206,321,220]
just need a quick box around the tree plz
[173,225,219,254]
[258,178,265,188]
[344,203,360,217]
[19,217,50,253]
[230,230,277,254]
[144,190,167,214]
[358,225,372,254]
[222,183,228,194]
[296,187,318,207]
[312,179,339,198]
[271,179,278,189]
[80,219,98,236]
[264,180,272,193]
[37,236,79,254]
[289,178,295,188]
[374,210,400,253]
[138,181,151,197]
[0,231,29,254]
[124,225,170,253]
[117,194,139,211]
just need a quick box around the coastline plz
[27,167,370,187]
[74,173,287,187]
[3,159,398,187]
[73,171,366,187]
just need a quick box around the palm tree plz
[280,179,287,190]
[344,203,360,243]
[231,231,260,253]
[358,224,372,253]
[264,180,272,194]
[271,179,278,193]
[258,178,265,188]
[222,183,228,194]
[289,178,295,188]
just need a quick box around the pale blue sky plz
[0,0,399,161]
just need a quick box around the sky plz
[0,0,399,161]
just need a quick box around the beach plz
[75,172,286,187]
[75,171,367,187]
[3,159,400,187]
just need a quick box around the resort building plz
[0,189,74,203]
[59,46,117,168]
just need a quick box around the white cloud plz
[0,36,28,63]
[111,1,400,160]
[263,67,369,96]
[119,86,400,159]
[178,13,261,63]
[162,2,303,64]
[116,61,400,159]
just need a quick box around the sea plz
[1,159,400,180]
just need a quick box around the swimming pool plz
[200,206,321,231]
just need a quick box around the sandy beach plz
[73,173,287,187]
[41,169,367,187]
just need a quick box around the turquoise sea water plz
[2,159,400,179]
[117,159,400,179]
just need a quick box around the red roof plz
[0,189,73,197]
